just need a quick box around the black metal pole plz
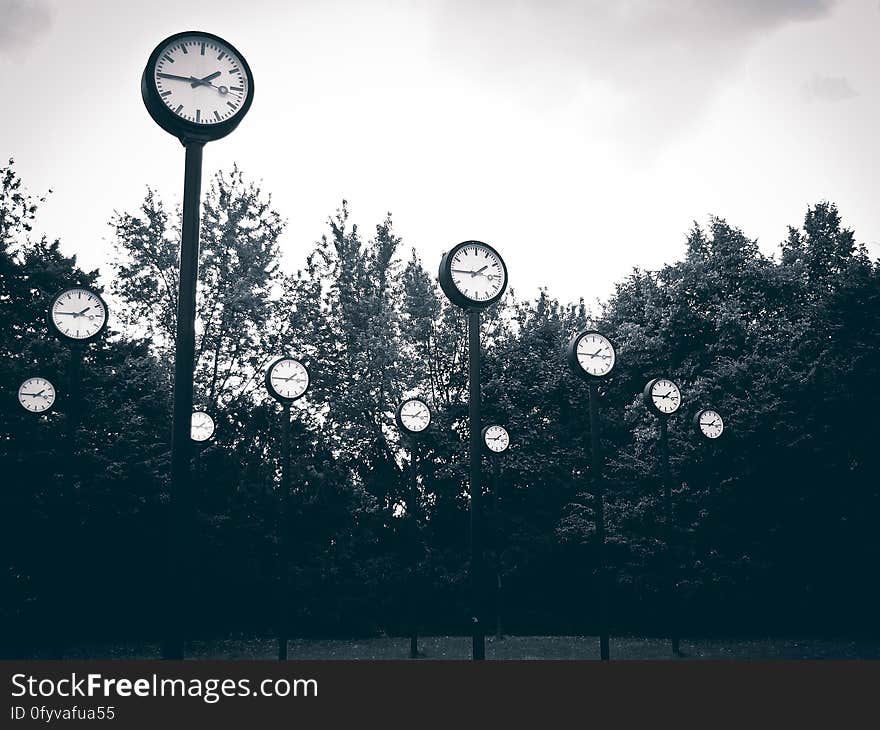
[163,140,204,660]
[279,402,291,661]
[409,440,419,659]
[659,417,679,655]
[493,457,504,641]
[589,382,610,661]
[468,310,485,661]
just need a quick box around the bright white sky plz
[2,0,878,305]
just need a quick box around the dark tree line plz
[2,157,879,652]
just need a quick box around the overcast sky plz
[2,0,878,305]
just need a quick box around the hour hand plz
[190,71,222,88]
[158,72,196,83]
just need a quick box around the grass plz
[31,635,880,660]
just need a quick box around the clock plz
[18,377,56,413]
[438,240,508,310]
[567,329,616,380]
[48,287,108,343]
[694,408,724,439]
[265,357,310,403]
[395,398,431,436]
[190,410,215,442]
[643,377,682,416]
[142,31,254,143]
[482,425,510,454]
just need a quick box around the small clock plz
[190,410,216,442]
[438,240,508,310]
[482,425,510,454]
[395,398,431,436]
[142,31,254,143]
[265,357,310,403]
[694,408,724,439]
[643,377,682,416]
[18,377,56,413]
[567,329,616,380]
[48,287,109,343]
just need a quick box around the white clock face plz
[190,411,215,442]
[400,399,430,433]
[484,425,509,453]
[449,244,506,303]
[576,333,615,377]
[18,377,55,413]
[698,410,723,439]
[269,358,309,400]
[651,378,681,415]
[153,35,249,126]
[51,288,107,340]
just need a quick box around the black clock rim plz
[265,356,310,403]
[46,286,109,345]
[18,376,57,414]
[438,240,508,310]
[566,328,617,382]
[141,30,255,144]
[481,424,510,454]
[642,376,681,417]
[190,409,216,443]
[692,407,724,439]
[395,397,431,437]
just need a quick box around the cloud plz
[428,0,838,155]
[0,0,53,55]
[802,74,858,102]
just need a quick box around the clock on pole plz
[643,376,683,656]
[143,30,254,660]
[438,239,508,661]
[265,356,309,661]
[18,377,56,414]
[694,408,724,440]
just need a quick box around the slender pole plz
[279,402,291,660]
[409,441,419,659]
[163,140,204,660]
[659,417,679,655]
[468,310,485,661]
[589,383,609,661]
[494,458,504,641]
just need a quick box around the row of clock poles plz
[18,29,727,660]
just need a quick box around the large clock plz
[438,240,508,310]
[142,31,254,142]
[265,357,310,403]
[643,377,682,416]
[48,287,108,343]
[18,377,56,414]
[693,408,724,439]
[567,329,616,381]
[395,398,431,437]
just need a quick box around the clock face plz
[399,398,431,434]
[484,425,510,453]
[18,377,56,413]
[650,378,681,415]
[449,243,507,304]
[152,34,250,126]
[268,358,309,401]
[697,409,723,439]
[575,332,616,378]
[190,410,215,442]
[50,288,108,341]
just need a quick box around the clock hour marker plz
[161,90,172,97]
[226,101,236,109]
[200,42,205,55]
[217,51,226,60]
[163,54,174,63]
[180,43,187,54]
[196,109,201,123]
[175,104,183,114]
[230,86,243,92]
[214,110,221,121]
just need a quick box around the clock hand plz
[190,71,222,88]
[158,72,198,83]
[472,265,488,277]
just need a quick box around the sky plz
[2,0,879,306]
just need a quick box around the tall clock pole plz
[142,31,254,660]
[588,381,610,661]
[468,309,486,660]
[408,440,420,659]
[279,401,292,661]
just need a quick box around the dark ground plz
[27,635,880,660]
